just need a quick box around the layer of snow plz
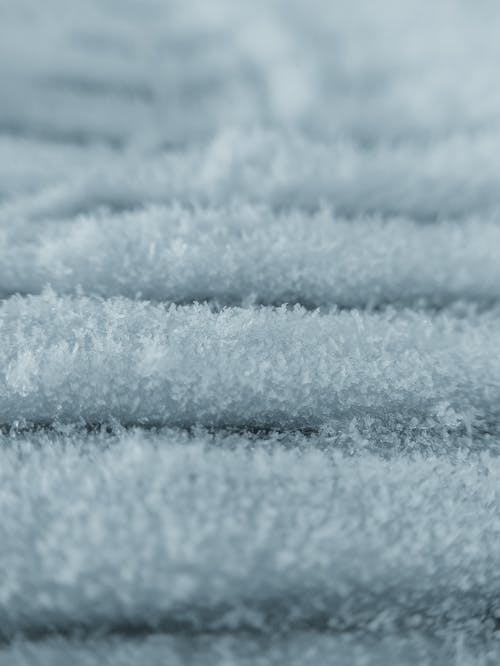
[0,428,499,640]
[3,130,500,220]
[2,0,500,661]
[1,292,499,430]
[2,206,500,307]
[3,0,500,145]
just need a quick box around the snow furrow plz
[0,292,499,431]
[3,0,500,660]
[0,430,499,639]
[3,130,500,220]
[1,206,500,307]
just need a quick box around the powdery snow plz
[1,292,499,431]
[2,206,500,307]
[2,0,500,664]
[0,429,499,638]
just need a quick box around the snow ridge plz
[2,1,500,664]
[2,206,500,308]
[1,292,499,432]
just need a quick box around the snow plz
[3,129,500,220]
[2,206,500,307]
[1,428,500,641]
[2,0,500,663]
[3,630,496,666]
[1,292,499,431]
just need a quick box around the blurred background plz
[2,0,500,194]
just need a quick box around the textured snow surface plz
[2,0,500,663]
[2,429,500,636]
[3,207,500,307]
[1,292,500,433]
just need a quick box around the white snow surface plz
[1,292,500,432]
[0,429,499,635]
[2,207,500,307]
[2,0,500,663]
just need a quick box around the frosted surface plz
[2,0,500,663]
[0,429,499,638]
[2,208,500,307]
[1,292,499,431]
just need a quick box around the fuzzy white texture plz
[0,292,499,430]
[0,429,499,640]
[2,1,500,222]
[2,0,500,144]
[1,206,500,307]
[3,130,500,221]
[2,0,500,661]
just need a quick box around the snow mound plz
[2,206,500,307]
[0,429,499,640]
[1,292,499,430]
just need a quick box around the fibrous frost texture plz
[2,1,500,664]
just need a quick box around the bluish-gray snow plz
[2,1,500,664]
